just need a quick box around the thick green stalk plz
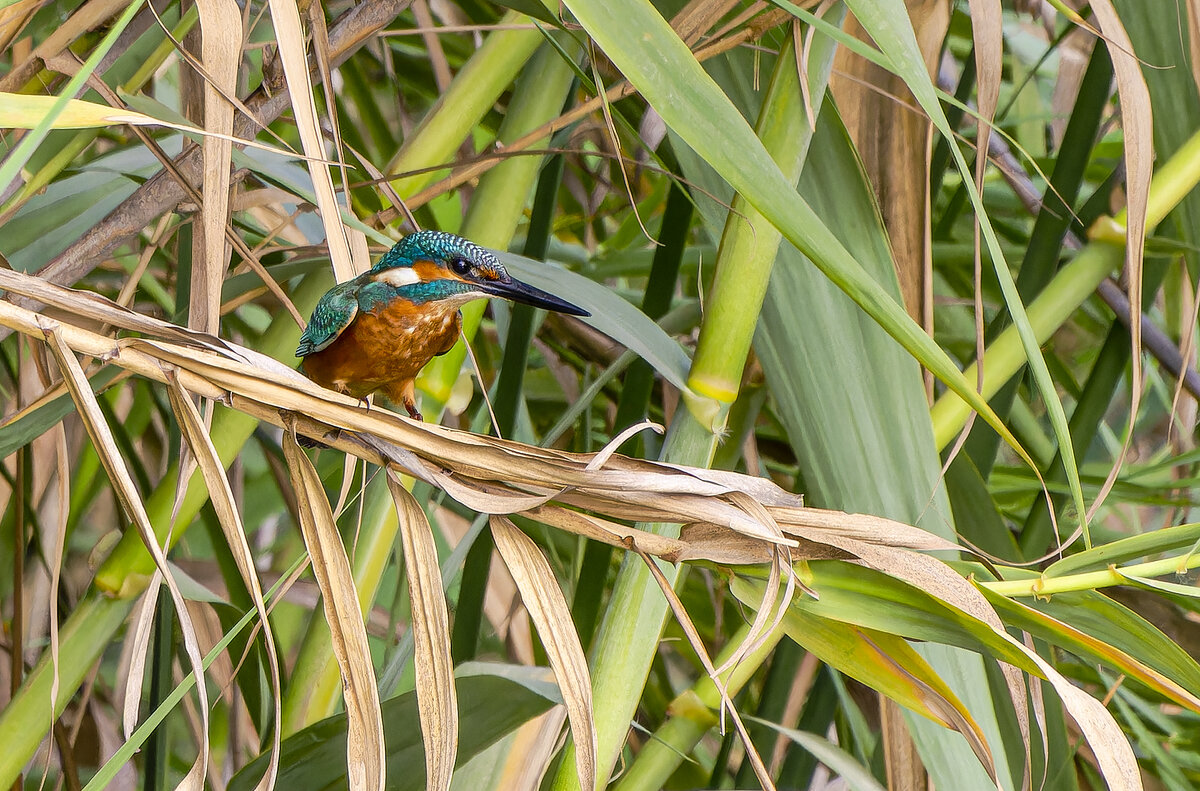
[0,274,329,788]
[552,36,822,791]
[613,623,785,790]
[685,62,814,430]
[931,125,1200,447]
[384,11,544,201]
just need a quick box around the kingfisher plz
[296,230,589,421]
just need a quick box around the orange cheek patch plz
[412,259,447,281]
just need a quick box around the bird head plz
[370,230,589,316]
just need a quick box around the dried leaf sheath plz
[386,472,458,791]
[282,423,385,791]
[492,516,596,791]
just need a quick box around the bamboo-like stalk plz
[383,11,544,202]
[612,623,786,790]
[552,36,817,791]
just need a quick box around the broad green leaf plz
[839,0,1091,544]
[0,93,177,129]
[760,561,1039,676]
[502,251,694,394]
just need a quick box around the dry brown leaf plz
[47,422,69,748]
[122,583,161,741]
[1084,0,1153,526]
[0,267,237,355]
[192,0,241,335]
[771,506,963,552]
[491,516,596,791]
[385,471,458,791]
[524,505,689,560]
[0,0,35,51]
[265,0,363,282]
[165,372,282,791]
[282,424,385,791]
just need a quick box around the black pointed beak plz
[477,275,590,317]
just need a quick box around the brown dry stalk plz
[0,268,959,575]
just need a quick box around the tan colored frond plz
[165,372,282,791]
[39,320,211,791]
[491,516,596,791]
[385,471,457,791]
[282,422,385,791]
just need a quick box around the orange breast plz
[301,299,462,398]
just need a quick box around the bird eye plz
[450,257,472,276]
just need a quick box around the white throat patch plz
[374,268,422,287]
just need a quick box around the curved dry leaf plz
[165,372,282,791]
[47,423,68,746]
[425,470,564,515]
[491,517,596,791]
[122,583,160,742]
[523,505,689,560]
[585,419,664,470]
[1007,635,1141,790]
[677,522,850,564]
[675,523,777,564]
[282,426,385,791]
[265,0,362,281]
[192,0,241,335]
[384,471,457,791]
[654,461,807,506]
[1085,0,1152,523]
[773,506,964,552]
[0,267,237,355]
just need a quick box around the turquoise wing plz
[295,281,360,356]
